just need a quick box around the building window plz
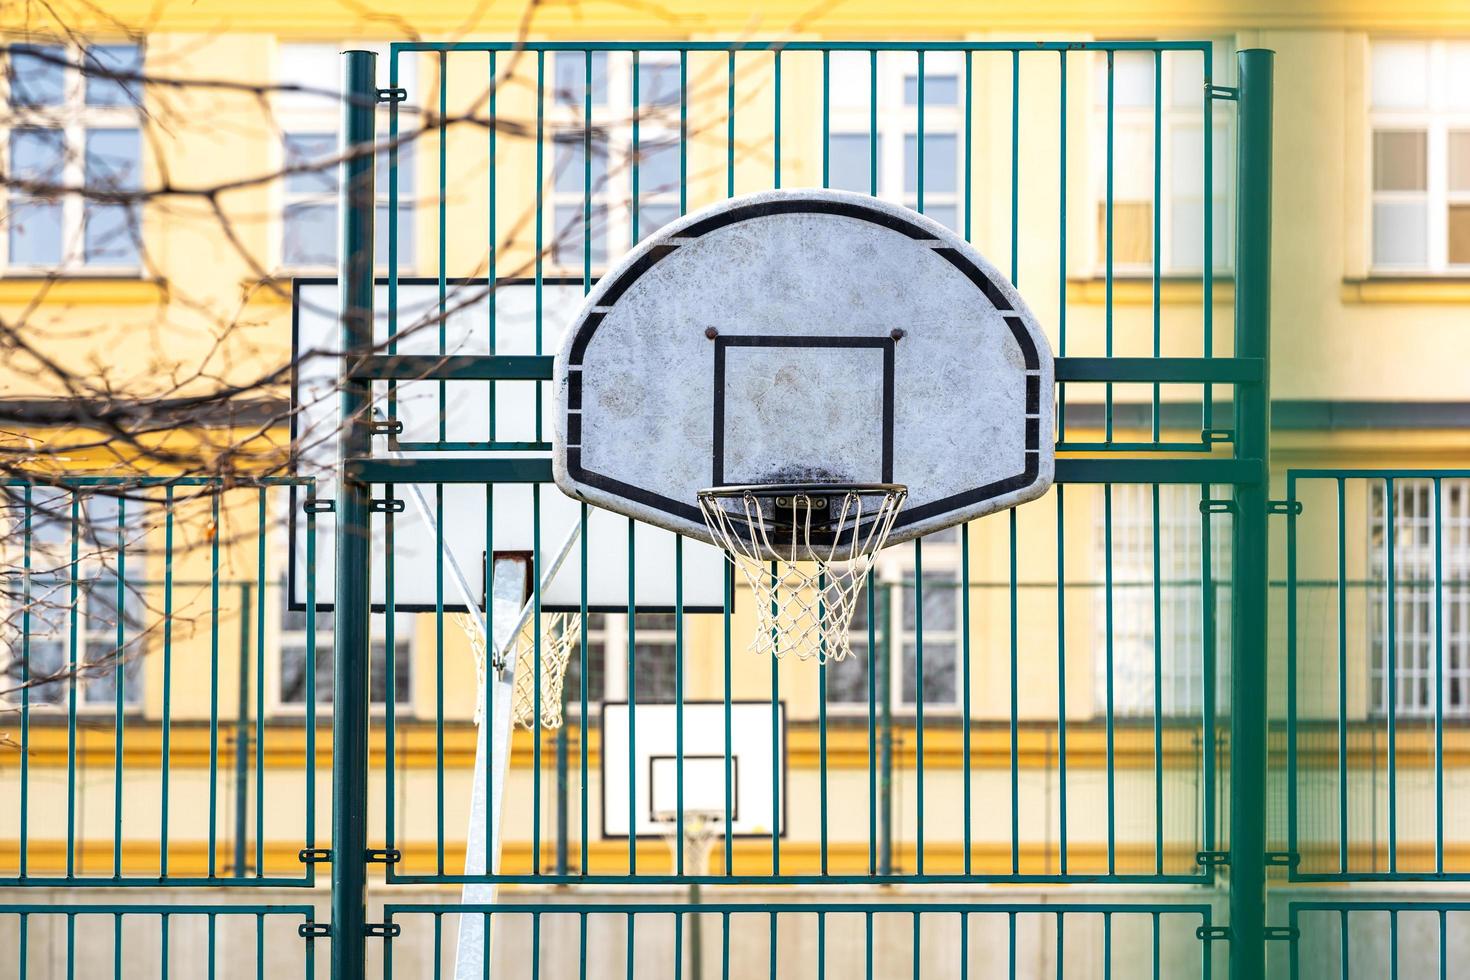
[1090,44,1234,276]
[565,611,685,709]
[277,586,411,709]
[1368,40,1470,272]
[275,43,415,270]
[1095,484,1231,718]
[824,52,964,233]
[830,526,964,711]
[4,43,143,271]
[548,52,683,271]
[1,490,144,708]
[1369,479,1470,717]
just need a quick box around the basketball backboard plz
[552,188,1056,550]
[288,278,727,611]
[600,701,786,839]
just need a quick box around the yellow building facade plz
[1,1,1470,975]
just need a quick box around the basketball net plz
[454,611,581,730]
[660,811,723,877]
[698,486,906,663]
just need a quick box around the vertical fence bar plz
[332,47,377,980]
[1229,46,1274,980]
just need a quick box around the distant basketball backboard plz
[552,189,1056,551]
[600,701,786,839]
[289,277,728,612]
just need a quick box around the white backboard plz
[289,278,727,611]
[553,189,1055,548]
[600,700,786,838]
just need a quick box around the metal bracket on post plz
[1197,925,1233,942]
[1200,499,1238,516]
[1207,84,1239,101]
[1203,427,1235,445]
[370,415,404,436]
[1195,849,1230,869]
[377,87,407,105]
[370,498,406,514]
[298,847,332,865]
[1267,499,1304,516]
[304,498,336,514]
[1265,926,1299,941]
[366,922,402,938]
[367,848,402,865]
[299,922,332,939]
[1265,850,1300,868]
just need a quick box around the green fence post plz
[1230,47,1273,980]
[333,48,378,980]
[234,582,252,877]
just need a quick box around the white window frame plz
[1093,484,1232,719]
[825,51,966,233]
[1088,42,1235,278]
[1366,40,1470,275]
[273,41,417,274]
[1,42,144,275]
[546,51,683,274]
[1368,479,1470,718]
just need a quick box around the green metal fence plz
[0,38,1291,980]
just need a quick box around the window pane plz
[901,577,958,630]
[284,132,338,194]
[82,645,142,705]
[9,200,63,265]
[11,128,65,182]
[84,203,140,266]
[554,51,608,107]
[637,202,679,239]
[637,61,681,106]
[1450,204,1470,267]
[554,133,608,194]
[86,129,143,189]
[21,639,68,704]
[828,133,875,194]
[84,44,143,106]
[1373,201,1428,267]
[1169,198,1227,275]
[283,202,337,266]
[369,640,411,704]
[1371,41,1429,110]
[1451,131,1470,193]
[637,140,680,195]
[374,202,415,267]
[825,651,868,704]
[1170,51,1203,109]
[901,642,956,705]
[903,133,957,195]
[1373,130,1427,192]
[10,45,65,106]
[1108,51,1155,108]
[1451,43,1470,111]
[553,202,607,265]
[1100,200,1154,268]
[903,74,958,106]
[631,642,677,701]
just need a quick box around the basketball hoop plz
[654,810,725,877]
[456,611,581,730]
[697,483,906,663]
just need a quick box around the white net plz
[698,485,906,663]
[455,611,581,730]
